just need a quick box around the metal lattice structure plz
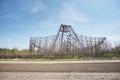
[29,24,106,56]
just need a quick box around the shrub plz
[63,55,73,59]
[43,54,55,59]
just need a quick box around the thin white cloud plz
[0,14,21,19]
[32,1,46,13]
[23,0,46,14]
[75,0,114,9]
[7,39,12,42]
[59,1,91,23]
[0,14,13,18]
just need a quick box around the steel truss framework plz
[29,24,106,56]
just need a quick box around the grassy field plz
[0,52,120,61]
[0,57,120,62]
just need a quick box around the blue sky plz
[0,0,120,49]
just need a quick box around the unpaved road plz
[0,60,120,80]
[0,60,120,72]
[0,72,120,80]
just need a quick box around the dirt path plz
[0,60,120,72]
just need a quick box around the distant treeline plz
[0,43,120,59]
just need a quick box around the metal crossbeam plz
[29,24,106,55]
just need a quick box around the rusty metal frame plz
[29,24,106,56]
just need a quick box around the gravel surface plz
[0,72,120,80]
[1,60,120,72]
